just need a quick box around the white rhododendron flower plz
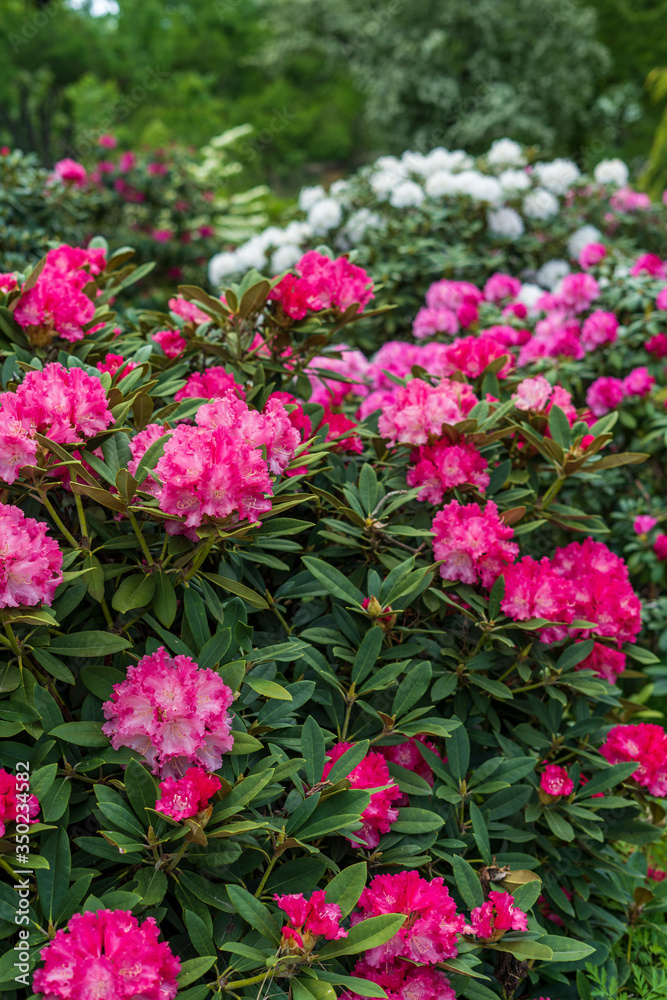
[537,259,571,290]
[567,224,603,259]
[425,171,460,197]
[487,138,526,168]
[271,244,303,273]
[208,252,238,285]
[389,180,425,208]
[523,187,560,219]
[533,158,580,194]
[487,207,525,238]
[307,197,343,234]
[498,168,531,193]
[298,185,326,212]
[594,158,629,187]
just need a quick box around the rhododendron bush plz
[2,143,667,1000]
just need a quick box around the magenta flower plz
[155,767,221,821]
[467,890,528,942]
[601,723,667,797]
[33,909,180,1000]
[540,764,574,797]
[274,891,347,951]
[321,742,401,849]
[342,959,456,1000]
[0,503,62,607]
[0,768,39,836]
[432,500,518,588]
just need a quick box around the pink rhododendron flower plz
[484,323,531,347]
[174,367,245,402]
[269,251,374,319]
[274,891,347,950]
[581,311,619,352]
[432,500,518,588]
[513,375,553,411]
[433,335,514,379]
[586,376,626,416]
[407,438,489,502]
[17,363,113,445]
[654,534,667,560]
[483,272,522,303]
[378,378,478,446]
[630,253,666,278]
[576,642,626,683]
[155,767,221,821]
[467,890,528,942]
[426,279,484,312]
[502,301,528,320]
[0,768,39,836]
[623,366,655,397]
[102,646,235,777]
[119,151,136,171]
[457,298,479,327]
[168,296,211,326]
[352,870,466,965]
[648,867,667,882]
[555,272,600,313]
[321,742,401,849]
[154,393,299,531]
[342,959,455,1000]
[152,329,187,359]
[128,423,169,494]
[51,158,87,187]
[14,244,104,344]
[601,723,667,796]
[0,392,38,483]
[653,333,667,358]
[318,408,363,454]
[579,242,607,269]
[656,288,667,311]
[518,313,583,365]
[96,354,136,378]
[501,555,574,627]
[0,503,62,607]
[540,764,574,797]
[152,228,173,243]
[634,515,658,535]
[413,305,459,339]
[0,273,17,293]
[610,188,651,212]
[98,134,117,148]
[33,909,180,1000]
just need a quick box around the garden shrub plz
[1,141,667,1000]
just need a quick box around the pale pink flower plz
[378,378,478,446]
[102,646,235,777]
[513,375,553,411]
[432,500,518,588]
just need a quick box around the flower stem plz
[128,512,154,566]
[73,491,89,546]
[38,490,79,548]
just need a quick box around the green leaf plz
[391,807,444,834]
[325,741,369,785]
[451,855,484,908]
[177,957,217,988]
[185,910,216,957]
[318,914,405,959]
[351,627,384,684]
[50,721,109,747]
[512,878,543,912]
[324,863,368,917]
[538,934,596,962]
[544,809,575,841]
[392,661,432,718]
[490,938,553,961]
[302,555,364,604]
[197,628,232,672]
[153,572,178,627]
[576,762,639,798]
[315,971,388,999]
[112,573,156,613]
[302,716,326,787]
[246,677,293,700]
[202,572,269,609]
[358,464,379,513]
[49,631,131,656]
[35,827,70,922]
[469,801,491,864]
[133,867,168,906]
[447,722,470,782]
[226,884,281,944]
[548,405,571,448]
[124,759,159,825]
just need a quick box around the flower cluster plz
[378,378,478,446]
[151,392,299,533]
[32,909,180,1000]
[174,366,245,402]
[407,438,489,502]
[102,646,235,777]
[155,767,222,821]
[268,250,374,319]
[342,959,456,1000]
[274,891,347,951]
[376,736,442,806]
[501,539,641,648]
[467,890,528,942]
[0,768,39,836]
[600,723,667,797]
[13,244,105,346]
[352,871,466,965]
[540,764,574,798]
[432,500,518,588]
[0,362,113,484]
[321,742,401,849]
[0,503,63,608]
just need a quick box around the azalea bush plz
[1,140,667,1000]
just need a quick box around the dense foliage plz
[2,142,667,1000]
